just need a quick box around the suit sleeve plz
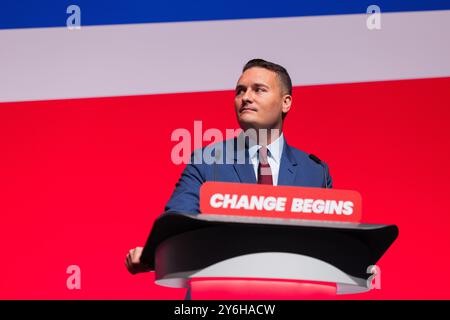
[164,152,206,214]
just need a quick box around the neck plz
[262,128,282,146]
[243,126,283,146]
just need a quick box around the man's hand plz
[125,247,151,275]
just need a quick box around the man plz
[125,59,332,274]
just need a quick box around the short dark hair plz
[242,59,292,96]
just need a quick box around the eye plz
[235,88,245,95]
[255,87,266,93]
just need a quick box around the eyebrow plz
[253,82,270,88]
[235,83,270,90]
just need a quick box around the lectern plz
[140,212,398,298]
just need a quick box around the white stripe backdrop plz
[1,10,449,103]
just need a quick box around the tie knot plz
[259,146,269,164]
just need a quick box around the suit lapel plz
[278,141,299,186]
[232,137,257,184]
[233,163,256,183]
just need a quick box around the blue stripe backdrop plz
[1,0,450,29]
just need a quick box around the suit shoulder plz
[286,145,311,161]
[287,145,309,158]
[191,137,236,166]
[286,144,329,167]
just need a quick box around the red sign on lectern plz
[200,182,362,223]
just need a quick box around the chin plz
[238,118,264,131]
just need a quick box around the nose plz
[242,88,253,104]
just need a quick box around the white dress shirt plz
[247,133,284,185]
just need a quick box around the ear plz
[282,94,292,115]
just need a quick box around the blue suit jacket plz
[165,137,332,214]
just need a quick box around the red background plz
[1,77,449,299]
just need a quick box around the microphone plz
[309,154,329,189]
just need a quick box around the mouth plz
[239,106,257,114]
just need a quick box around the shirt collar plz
[248,133,284,164]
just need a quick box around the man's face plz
[234,67,291,131]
